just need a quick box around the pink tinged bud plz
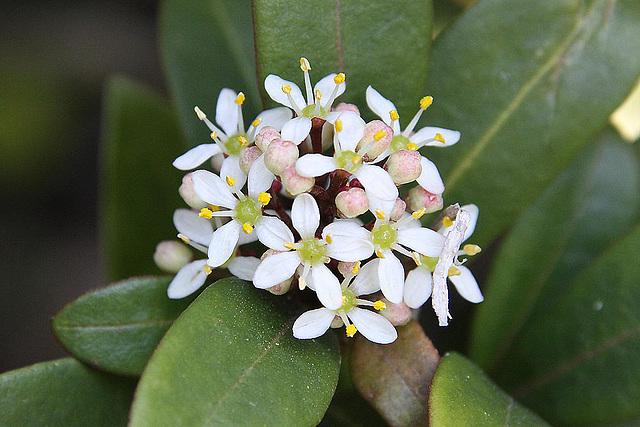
[153,241,192,273]
[264,138,299,175]
[255,126,281,152]
[406,186,444,213]
[390,198,407,221]
[239,146,262,174]
[179,173,208,209]
[335,187,369,218]
[280,165,314,196]
[337,261,359,277]
[385,149,422,185]
[378,298,412,326]
[357,120,392,161]
[334,102,360,115]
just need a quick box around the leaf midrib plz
[54,319,176,331]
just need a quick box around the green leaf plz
[130,278,340,426]
[159,0,260,144]
[52,276,196,377]
[0,358,136,426]
[350,321,440,427]
[429,353,548,426]
[253,0,433,120]
[469,131,640,425]
[424,0,640,245]
[101,76,187,281]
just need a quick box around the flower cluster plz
[154,58,484,343]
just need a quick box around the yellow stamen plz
[335,120,343,132]
[464,244,482,256]
[238,136,248,146]
[351,261,360,275]
[208,204,220,212]
[299,276,307,290]
[282,85,292,94]
[334,73,345,84]
[351,155,362,165]
[412,207,427,219]
[300,57,311,71]
[204,265,213,275]
[420,96,433,110]
[375,249,385,259]
[374,300,386,311]
[225,176,236,187]
[373,130,387,141]
[406,142,418,150]
[258,192,272,206]
[284,242,295,250]
[177,233,190,244]
[242,223,253,234]
[389,110,399,121]
[448,266,461,277]
[210,131,218,140]
[325,234,333,244]
[435,133,446,143]
[235,93,245,105]
[374,209,386,220]
[251,118,262,128]
[194,106,206,120]
[442,216,453,228]
[345,324,357,337]
[315,89,322,100]
[411,251,422,266]
[199,208,213,219]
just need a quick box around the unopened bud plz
[405,186,443,213]
[357,120,392,161]
[335,187,369,218]
[264,138,299,175]
[378,298,412,326]
[385,149,422,185]
[261,249,293,294]
[280,165,314,195]
[334,102,360,114]
[390,198,407,221]
[254,126,281,152]
[153,241,192,273]
[179,173,208,209]
[239,146,262,174]
[337,261,359,277]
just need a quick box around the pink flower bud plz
[357,120,392,161]
[390,198,407,221]
[405,186,444,213]
[178,173,208,209]
[264,138,299,175]
[239,146,262,174]
[280,165,314,195]
[378,298,412,326]
[334,102,360,115]
[261,249,293,295]
[153,241,192,273]
[337,261,358,277]
[385,149,422,185]
[255,126,281,152]
[335,187,369,218]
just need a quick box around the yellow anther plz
[242,223,253,234]
[342,295,348,304]
[284,242,295,250]
[375,249,385,259]
[411,252,422,266]
[238,136,248,146]
[412,207,427,219]
[325,234,333,244]
[177,233,190,244]
[300,57,311,71]
[235,93,245,105]
[373,130,387,141]
[345,324,357,337]
[406,142,418,151]
[194,106,206,120]
[208,204,220,212]
[225,175,236,187]
[199,208,213,219]
[334,73,345,84]
[315,89,322,100]
[374,300,386,311]
[389,110,399,121]
[464,244,482,256]
[258,192,272,206]
[210,131,218,140]
[352,261,360,275]
[299,276,307,290]
[435,133,446,143]
[375,209,386,220]
[442,216,453,228]
[448,266,462,277]
[282,85,292,94]
[351,155,362,165]
[204,265,213,275]
[420,96,433,110]
[251,118,262,128]
[335,120,343,132]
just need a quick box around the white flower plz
[293,260,397,344]
[404,204,483,326]
[252,193,372,310]
[366,86,461,195]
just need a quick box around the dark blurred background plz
[0,0,164,373]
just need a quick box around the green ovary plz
[371,222,398,250]
[390,134,411,152]
[301,103,328,118]
[224,134,245,156]
[337,289,357,314]
[234,197,262,225]
[335,150,361,172]
[297,238,327,265]
[421,255,439,272]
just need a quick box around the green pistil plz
[337,289,357,314]
[301,103,328,118]
[421,256,439,272]
[371,222,398,250]
[234,197,262,225]
[224,134,245,156]
[297,238,327,265]
[335,150,361,172]
[390,134,411,152]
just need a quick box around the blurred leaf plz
[129,278,340,426]
[101,76,186,281]
[350,321,440,427]
[0,358,136,426]
[469,131,640,425]
[429,353,548,426]
[159,0,259,144]
[253,0,433,121]
[424,0,640,246]
[52,276,196,377]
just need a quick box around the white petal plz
[366,86,398,126]
[403,267,433,309]
[397,227,446,257]
[411,126,460,147]
[322,221,373,262]
[238,226,259,245]
[356,164,398,201]
[335,111,365,152]
[167,260,208,299]
[191,170,237,209]
[173,208,213,245]
[367,194,396,219]
[348,307,397,344]
[172,144,222,170]
[227,256,261,281]
[416,157,445,195]
[281,117,312,145]
[323,111,341,124]
[460,204,479,242]
[295,154,337,177]
[378,251,405,304]
[207,220,240,267]
[264,75,305,110]
[251,107,292,134]
[293,308,336,339]
[314,73,345,102]
[255,216,295,250]
[220,155,247,192]
[247,155,275,198]
[349,259,381,296]
[252,251,300,289]
[291,193,320,239]
[449,265,483,303]
[312,264,343,310]
[215,88,240,137]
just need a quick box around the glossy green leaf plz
[130,278,340,426]
[254,0,433,120]
[429,353,548,426]
[52,276,196,377]
[424,0,640,245]
[351,320,440,427]
[470,131,640,425]
[159,0,260,144]
[0,358,136,426]
[101,76,186,281]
